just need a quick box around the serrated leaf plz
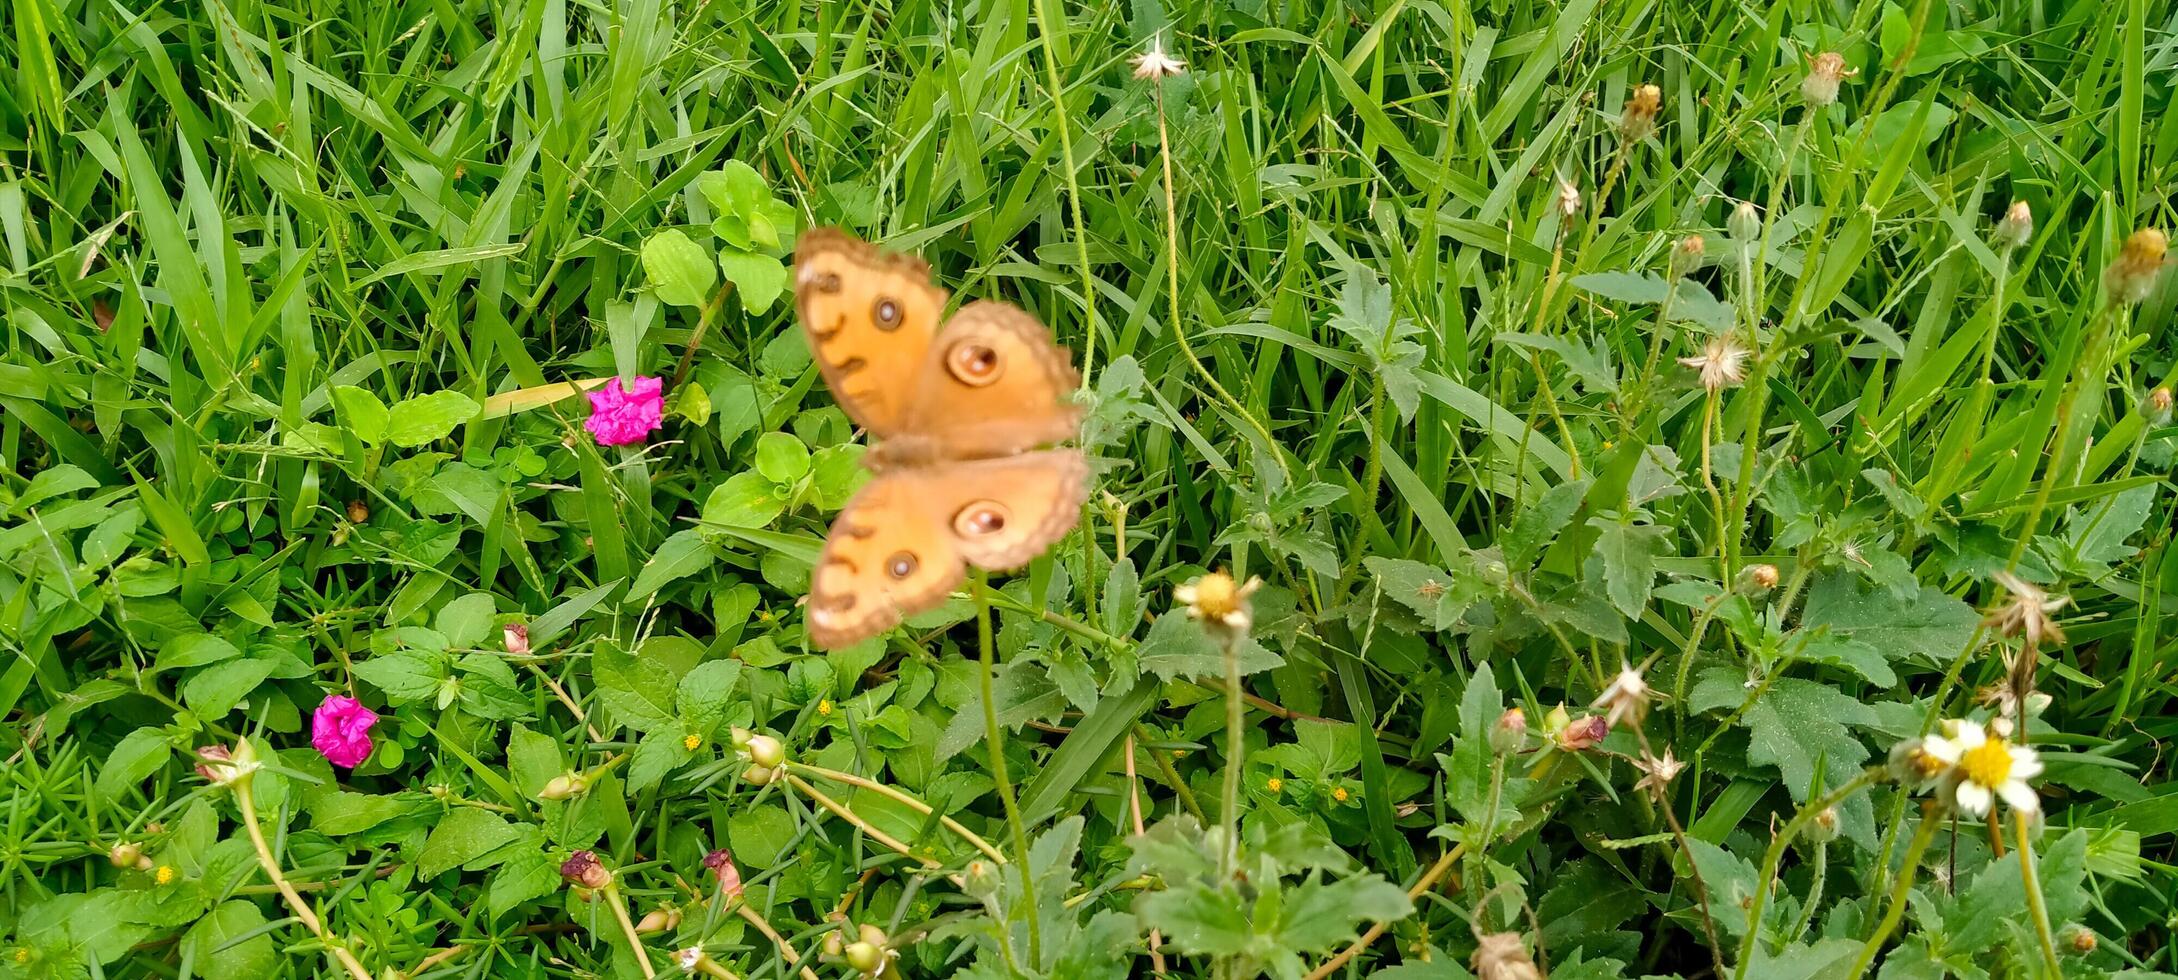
[1277,875,1414,951]
[1505,479,1590,567]
[1588,518,1668,617]
[677,659,742,732]
[1364,556,1479,630]
[592,642,680,733]
[1743,677,1876,800]
[1800,572,1979,663]
[417,808,521,879]
[353,651,445,701]
[488,846,562,919]
[1135,613,1285,682]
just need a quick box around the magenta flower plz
[311,695,380,769]
[584,376,665,446]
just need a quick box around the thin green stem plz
[234,776,375,980]
[1846,803,1942,980]
[1735,768,1885,979]
[2016,811,2065,978]
[1219,625,1245,881]
[974,572,1041,967]
[785,762,1008,864]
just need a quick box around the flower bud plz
[346,500,370,524]
[703,849,744,897]
[2104,228,2168,306]
[1801,52,1853,108]
[538,771,588,801]
[1673,235,1705,275]
[2146,386,2173,425]
[559,850,611,891]
[194,742,259,787]
[742,764,778,786]
[962,859,1000,900]
[1993,200,2032,250]
[109,842,150,870]
[635,906,681,934]
[2067,927,2097,954]
[1729,200,1761,243]
[845,941,885,975]
[1541,704,1571,737]
[1804,806,1842,844]
[1744,563,1781,591]
[503,622,530,656]
[745,734,785,770]
[1556,178,1581,218]
[1556,715,1609,752]
[1490,707,1527,755]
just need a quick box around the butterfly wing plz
[898,300,1084,460]
[793,228,950,437]
[804,450,1091,648]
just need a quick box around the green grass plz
[2,0,2175,977]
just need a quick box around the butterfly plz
[792,228,1090,648]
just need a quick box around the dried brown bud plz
[2104,229,2168,306]
[1556,715,1610,752]
[2067,927,2098,954]
[1673,234,1706,273]
[560,850,611,890]
[703,849,744,897]
[1618,84,1662,142]
[1745,563,1781,591]
[346,500,370,524]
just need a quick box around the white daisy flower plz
[1919,719,2041,817]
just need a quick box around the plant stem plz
[601,882,658,979]
[234,778,375,980]
[2016,811,2065,978]
[1305,844,1468,979]
[974,572,1041,967]
[1735,768,1885,979]
[1846,802,1941,980]
[783,772,941,869]
[1219,626,1245,880]
[668,281,734,392]
[785,762,1008,864]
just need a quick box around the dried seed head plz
[560,850,611,890]
[1679,335,1753,392]
[1801,52,1855,108]
[1131,36,1187,81]
[1472,932,1544,980]
[1556,714,1610,751]
[2103,228,2168,306]
[1619,84,1662,142]
[346,499,370,524]
[1805,805,1842,844]
[1993,200,2033,250]
[1745,563,1781,591]
[1556,178,1582,217]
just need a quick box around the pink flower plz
[311,695,380,769]
[504,622,531,655]
[584,376,665,446]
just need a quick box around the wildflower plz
[683,733,702,751]
[1679,334,1752,392]
[503,622,530,655]
[345,499,370,524]
[1592,662,1653,728]
[1672,234,1705,274]
[1471,932,1544,980]
[1801,52,1855,108]
[1332,786,1352,803]
[560,850,611,890]
[311,694,380,769]
[1266,777,1284,794]
[704,849,745,898]
[583,376,665,447]
[1975,675,2053,725]
[1131,36,1186,81]
[154,865,178,886]
[1993,200,2033,250]
[1174,571,1262,636]
[678,947,733,977]
[1887,736,1951,788]
[1983,571,2068,649]
[2067,928,2098,954]
[1631,748,1684,795]
[1743,563,1780,591]
[2146,386,2173,425]
[817,698,834,717]
[2104,229,2168,305]
[1490,707,1527,755]
[1919,719,2041,816]
[1619,84,1662,142]
[1555,178,1581,218]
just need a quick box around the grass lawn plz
[1,0,2175,977]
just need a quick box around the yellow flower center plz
[683,734,702,751]
[1960,738,2014,788]
[1332,787,1350,803]
[818,699,834,716]
[1266,778,1283,793]
[1191,573,1241,617]
[155,865,177,886]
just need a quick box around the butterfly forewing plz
[792,229,949,436]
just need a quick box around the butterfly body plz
[792,229,1090,648]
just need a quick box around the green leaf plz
[752,431,810,483]
[153,632,242,674]
[701,472,789,530]
[386,390,481,447]
[1135,613,1285,683]
[1799,572,1979,663]
[626,731,695,792]
[1742,677,1876,800]
[332,385,390,445]
[1364,556,1479,630]
[1277,875,1414,951]
[1588,518,1669,617]
[1137,884,1255,957]
[184,901,277,976]
[677,659,743,732]
[353,651,445,701]
[628,529,715,601]
[729,805,797,868]
[96,727,171,802]
[416,807,521,879]
[592,642,681,733]
[642,229,717,307]
[180,659,275,719]
[436,592,497,648]
[1570,271,1733,329]
[718,248,789,314]
[488,841,562,919]
[1504,478,1590,567]
[309,791,423,835]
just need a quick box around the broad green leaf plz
[1135,613,1285,683]
[353,651,445,701]
[642,229,716,307]
[592,641,680,733]
[153,632,242,674]
[753,431,810,483]
[180,658,275,718]
[310,791,423,835]
[1364,556,1479,630]
[386,390,481,447]
[718,248,788,314]
[332,385,390,444]
[1800,572,1979,663]
[1588,518,1668,617]
[628,529,715,600]
[184,901,277,976]
[677,659,743,732]
[701,472,788,529]
[96,727,171,802]
[417,807,521,879]
[729,805,797,868]
[436,592,497,648]
[626,731,695,792]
